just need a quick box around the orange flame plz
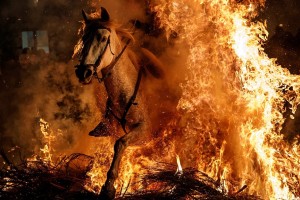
[83,1,300,199]
[84,138,114,194]
[175,154,183,175]
[39,118,55,164]
[153,0,300,199]
[27,118,62,166]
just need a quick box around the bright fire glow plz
[176,154,183,175]
[84,0,300,199]
[27,118,61,166]
[84,138,114,194]
[39,118,55,164]
[153,0,300,199]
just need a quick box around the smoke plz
[0,0,105,161]
[1,1,299,197]
[0,57,103,158]
[0,0,185,164]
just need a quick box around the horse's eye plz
[96,33,102,42]
[101,36,107,43]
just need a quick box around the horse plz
[74,7,164,199]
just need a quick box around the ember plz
[0,153,259,200]
[0,152,97,200]
[117,166,260,200]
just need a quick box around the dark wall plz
[0,0,90,62]
[261,0,300,36]
[0,0,98,157]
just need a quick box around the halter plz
[93,37,131,83]
[77,27,131,84]
[76,26,131,83]
[77,25,140,134]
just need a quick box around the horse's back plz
[140,48,165,79]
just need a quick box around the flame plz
[82,1,300,199]
[27,118,61,166]
[84,138,114,194]
[175,154,183,175]
[39,118,54,164]
[153,0,300,199]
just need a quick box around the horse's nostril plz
[75,68,83,79]
[84,69,93,78]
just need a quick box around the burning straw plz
[117,162,260,200]
[1,150,260,200]
[0,152,97,200]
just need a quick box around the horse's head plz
[75,7,115,84]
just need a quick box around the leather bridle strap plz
[105,66,144,134]
[92,36,111,82]
[93,37,131,83]
[120,66,143,133]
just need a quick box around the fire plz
[81,0,300,199]
[175,154,183,175]
[152,0,300,199]
[27,118,61,166]
[39,118,55,164]
[84,138,114,194]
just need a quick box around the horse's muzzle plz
[75,64,94,84]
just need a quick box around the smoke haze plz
[0,0,102,161]
[0,2,299,193]
[0,0,185,164]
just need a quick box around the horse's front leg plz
[99,121,147,199]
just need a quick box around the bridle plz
[76,25,142,134]
[76,27,131,84]
[94,37,131,83]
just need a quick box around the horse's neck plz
[106,32,136,77]
[100,31,121,75]
[102,33,139,100]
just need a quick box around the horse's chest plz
[104,76,136,111]
[102,59,139,113]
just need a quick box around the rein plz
[98,37,141,134]
[93,37,131,83]
[80,26,142,134]
[106,67,143,134]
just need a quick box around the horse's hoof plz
[98,185,116,200]
[89,121,112,137]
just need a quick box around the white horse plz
[74,7,164,199]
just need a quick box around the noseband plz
[77,27,131,84]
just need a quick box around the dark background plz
[0,0,97,156]
[0,0,87,62]
[0,0,299,63]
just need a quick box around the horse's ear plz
[82,9,90,23]
[100,7,110,21]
